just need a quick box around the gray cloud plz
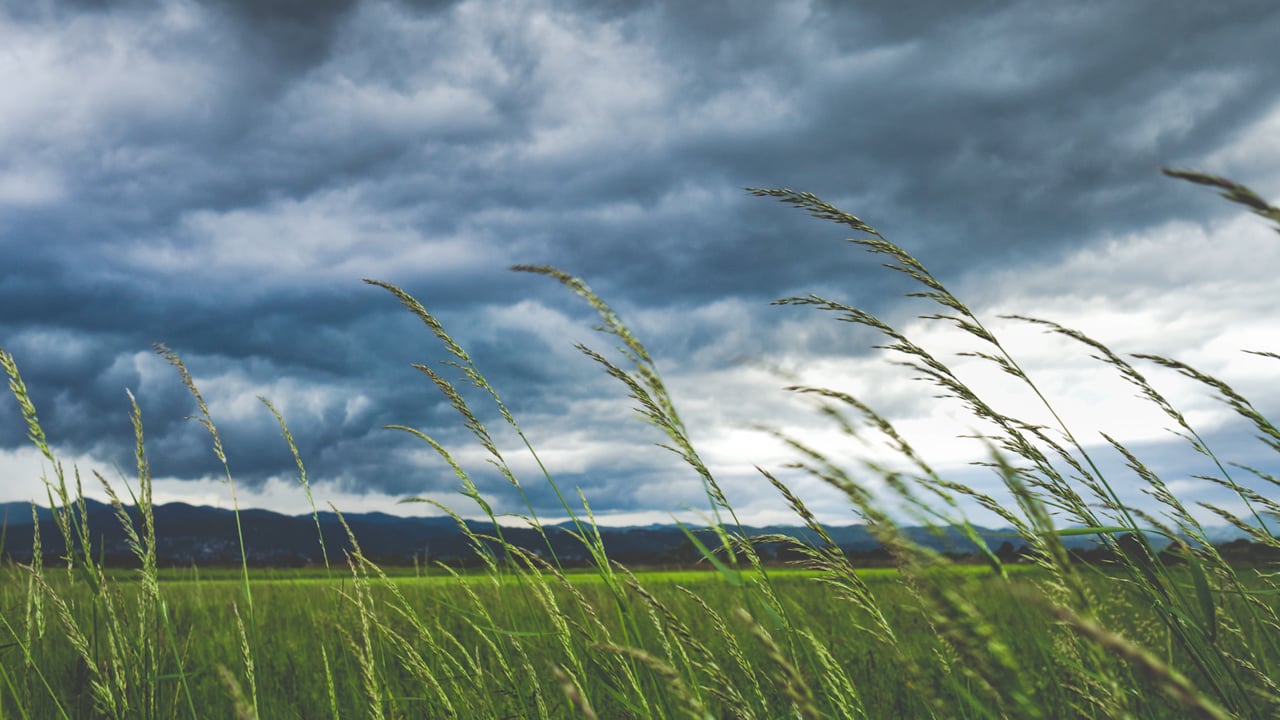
[1,0,1278,522]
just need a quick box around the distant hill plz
[0,499,1254,567]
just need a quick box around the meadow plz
[0,564,1223,720]
[3,168,1280,719]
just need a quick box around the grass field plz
[3,169,1280,718]
[1,564,1250,719]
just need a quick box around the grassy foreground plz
[2,169,1280,718]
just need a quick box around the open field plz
[3,173,1280,718]
[2,564,1268,719]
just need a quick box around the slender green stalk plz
[260,397,330,571]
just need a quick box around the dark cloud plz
[1,0,1278,521]
[208,0,359,66]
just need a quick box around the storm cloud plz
[2,0,1279,525]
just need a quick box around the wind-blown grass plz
[1,168,1278,718]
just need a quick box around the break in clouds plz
[1,0,1279,524]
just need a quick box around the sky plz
[2,0,1279,529]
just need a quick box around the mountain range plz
[0,499,1253,567]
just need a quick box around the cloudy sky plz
[2,0,1279,528]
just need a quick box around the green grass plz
[2,167,1280,718]
[3,564,1253,720]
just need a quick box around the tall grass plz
[0,168,1278,718]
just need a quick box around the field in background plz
[3,169,1280,719]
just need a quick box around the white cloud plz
[0,5,226,154]
[972,212,1280,411]
[268,4,508,148]
[0,164,63,207]
[1122,70,1246,153]
[0,445,121,507]
[516,7,675,161]
[472,299,598,360]
[1202,100,1280,191]
[170,364,372,430]
[122,189,493,286]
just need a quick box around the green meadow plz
[4,170,1280,718]
[2,564,1248,720]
